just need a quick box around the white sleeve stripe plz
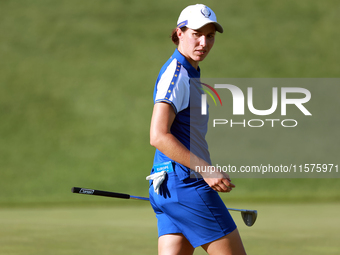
[155,59,190,113]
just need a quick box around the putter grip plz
[71,187,130,199]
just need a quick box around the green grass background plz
[0,0,339,254]
[1,203,339,255]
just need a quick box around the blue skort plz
[148,164,237,248]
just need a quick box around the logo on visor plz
[201,6,211,18]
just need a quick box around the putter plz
[71,187,257,227]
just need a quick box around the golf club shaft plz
[71,187,253,212]
[71,187,149,200]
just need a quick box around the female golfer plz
[148,4,246,255]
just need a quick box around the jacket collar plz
[172,48,200,78]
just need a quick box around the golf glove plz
[146,171,167,195]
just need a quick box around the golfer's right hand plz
[200,168,235,192]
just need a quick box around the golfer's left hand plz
[200,168,235,192]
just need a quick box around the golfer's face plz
[178,23,216,68]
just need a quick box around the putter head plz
[241,210,257,227]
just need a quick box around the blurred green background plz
[0,0,339,254]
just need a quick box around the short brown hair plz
[171,27,188,45]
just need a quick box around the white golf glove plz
[146,171,167,195]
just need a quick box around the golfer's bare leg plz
[201,228,246,255]
[158,234,194,255]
